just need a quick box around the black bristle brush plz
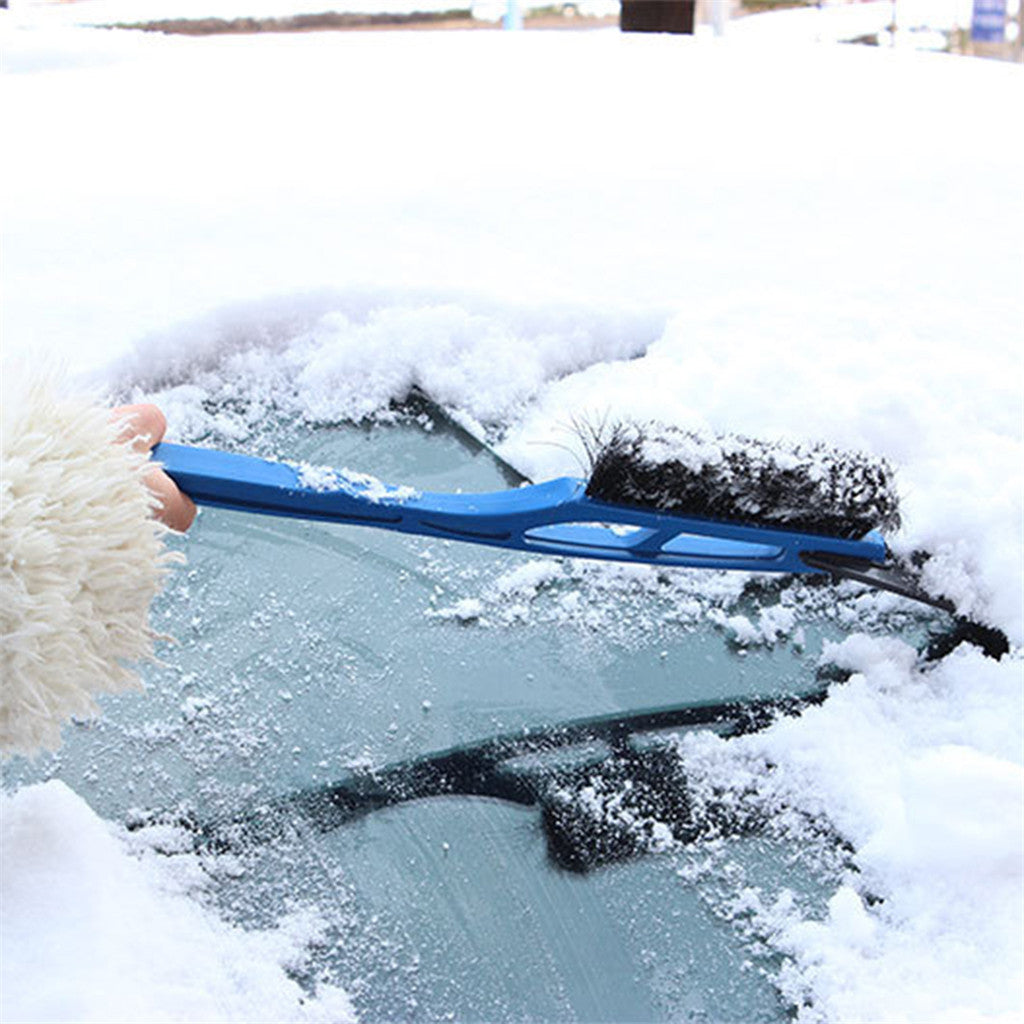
[583,421,902,540]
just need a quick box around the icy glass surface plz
[10,414,922,1022]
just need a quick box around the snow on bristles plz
[584,422,901,540]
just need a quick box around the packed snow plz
[1,5,1021,1024]
[1,780,356,1023]
[679,635,1024,1023]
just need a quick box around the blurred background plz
[5,0,1023,60]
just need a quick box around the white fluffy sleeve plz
[1,373,175,757]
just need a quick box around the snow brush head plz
[583,422,901,540]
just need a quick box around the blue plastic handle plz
[152,442,887,574]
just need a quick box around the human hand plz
[110,404,197,532]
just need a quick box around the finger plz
[144,469,198,533]
[110,404,168,453]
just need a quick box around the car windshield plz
[8,407,936,1022]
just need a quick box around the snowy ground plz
[733,0,979,48]
[2,6,1022,1024]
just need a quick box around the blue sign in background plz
[972,0,1007,42]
